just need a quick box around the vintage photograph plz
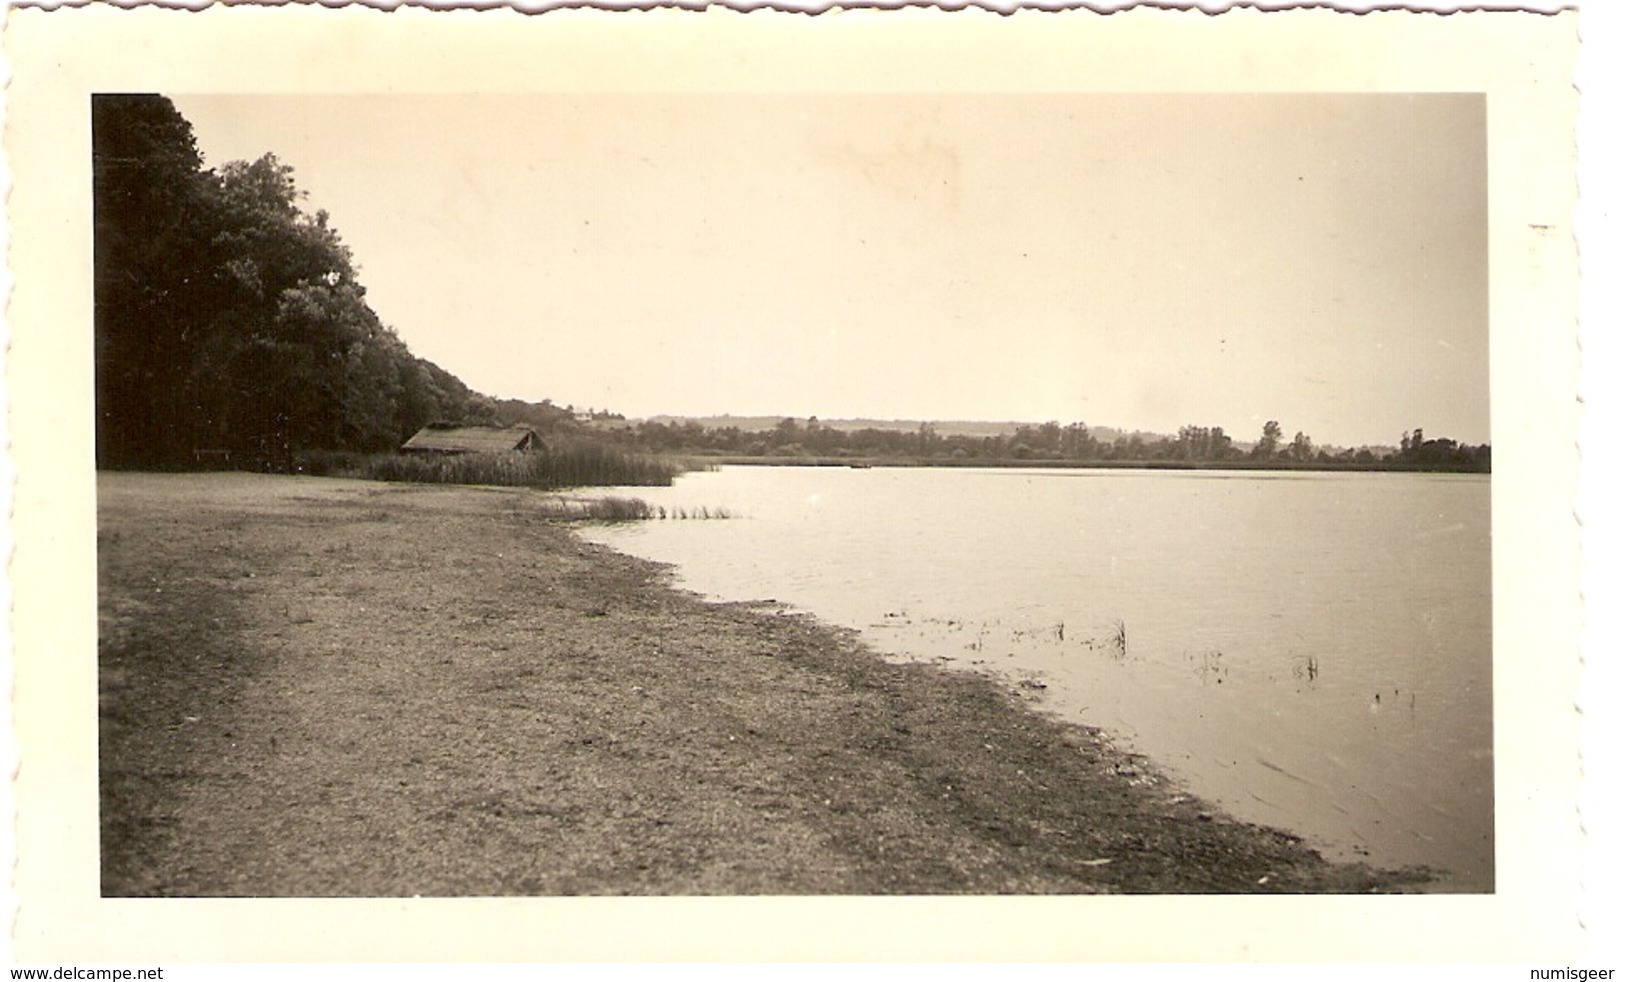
[93,91,1491,896]
[5,3,1587,964]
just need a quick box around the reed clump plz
[531,496,735,522]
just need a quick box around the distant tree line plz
[94,95,491,469]
[579,416,1490,472]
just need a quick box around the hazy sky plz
[170,93,1487,447]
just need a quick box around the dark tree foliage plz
[1392,428,1491,472]
[93,94,218,467]
[1251,420,1284,459]
[93,95,476,469]
[493,397,580,433]
[1176,425,1233,462]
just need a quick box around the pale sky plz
[170,93,1488,448]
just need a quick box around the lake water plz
[577,465,1493,891]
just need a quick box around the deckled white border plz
[0,1,1587,14]
[1,1,1603,967]
[1573,0,1621,966]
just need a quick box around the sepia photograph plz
[5,3,1588,965]
[93,90,1492,897]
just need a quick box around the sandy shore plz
[97,471,1426,895]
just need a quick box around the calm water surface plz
[578,466,1492,891]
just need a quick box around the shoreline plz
[97,471,1429,895]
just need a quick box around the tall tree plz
[1253,420,1283,459]
[93,94,221,466]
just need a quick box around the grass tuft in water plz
[531,496,734,523]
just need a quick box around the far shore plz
[97,471,1429,895]
[685,454,1489,473]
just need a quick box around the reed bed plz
[354,441,681,490]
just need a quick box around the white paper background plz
[3,1,1613,967]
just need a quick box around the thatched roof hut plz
[400,424,542,455]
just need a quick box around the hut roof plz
[400,424,541,455]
